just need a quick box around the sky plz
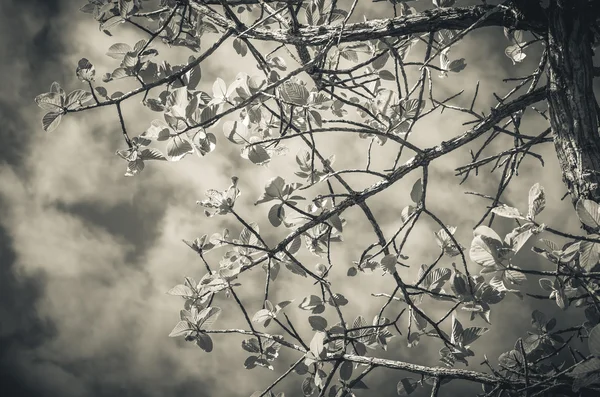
[0,1,598,396]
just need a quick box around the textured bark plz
[189,3,545,45]
[547,0,600,228]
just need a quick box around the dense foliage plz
[35,0,600,396]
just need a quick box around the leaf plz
[576,199,600,230]
[279,81,309,106]
[189,130,216,156]
[538,278,554,292]
[106,43,131,59]
[253,309,274,324]
[301,376,316,396]
[461,327,488,345]
[397,378,419,396]
[380,254,397,273]
[448,58,467,73]
[65,90,93,109]
[268,204,284,227]
[242,338,261,354]
[111,67,128,80]
[308,316,328,331]
[568,357,600,378]
[411,308,427,331]
[76,58,95,82]
[167,86,188,110]
[242,144,270,165]
[372,52,389,70]
[580,238,600,271]
[287,235,302,254]
[491,205,525,219]
[299,295,323,312]
[35,92,63,111]
[505,44,526,64]
[169,320,192,337]
[196,333,213,352]
[167,284,194,297]
[339,360,353,381]
[410,178,422,203]
[233,38,248,56]
[528,183,545,219]
[197,307,222,328]
[212,77,227,101]
[42,112,63,132]
[223,120,249,145]
[119,0,135,18]
[451,314,464,345]
[309,331,326,359]
[244,355,258,369]
[378,69,395,81]
[589,324,600,357]
[328,293,348,307]
[166,136,194,161]
[186,60,202,90]
[401,205,415,223]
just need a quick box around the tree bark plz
[547,0,600,230]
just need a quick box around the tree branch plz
[188,2,545,46]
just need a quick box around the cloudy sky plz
[0,1,597,396]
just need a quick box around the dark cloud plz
[0,0,66,396]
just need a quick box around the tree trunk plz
[546,0,600,231]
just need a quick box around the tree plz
[34,0,600,396]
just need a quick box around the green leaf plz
[577,199,600,230]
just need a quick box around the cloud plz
[0,1,591,397]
